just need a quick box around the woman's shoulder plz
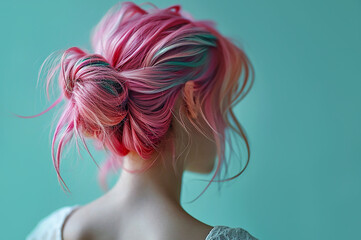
[205,225,259,240]
[26,205,81,240]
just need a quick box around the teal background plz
[1,0,360,239]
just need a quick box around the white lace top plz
[25,205,258,240]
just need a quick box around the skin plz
[63,85,218,240]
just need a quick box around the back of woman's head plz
[20,1,254,201]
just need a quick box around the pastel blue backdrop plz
[0,0,360,239]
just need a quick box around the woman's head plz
[19,1,254,202]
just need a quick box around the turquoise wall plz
[1,0,360,239]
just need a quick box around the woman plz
[21,1,257,239]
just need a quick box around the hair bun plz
[60,47,127,99]
[59,46,129,137]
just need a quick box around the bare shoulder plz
[183,223,215,240]
[62,200,215,240]
[179,214,215,240]
[62,201,104,240]
[62,205,87,240]
[156,208,215,240]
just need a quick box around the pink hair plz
[14,1,254,203]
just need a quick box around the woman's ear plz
[183,81,198,119]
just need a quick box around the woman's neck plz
[106,149,185,210]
